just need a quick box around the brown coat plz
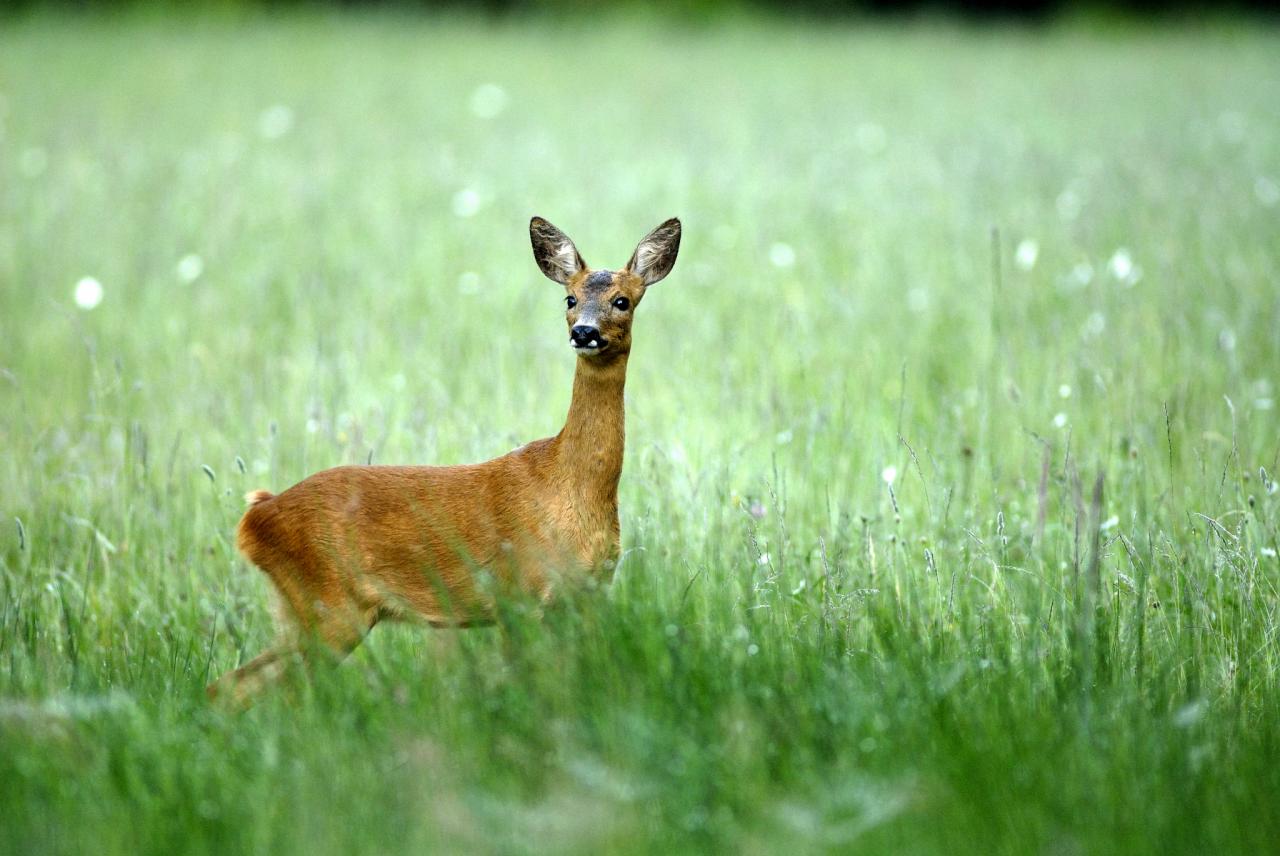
[235,354,628,635]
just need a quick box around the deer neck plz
[555,353,629,501]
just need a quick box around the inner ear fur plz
[626,218,681,286]
[530,216,586,285]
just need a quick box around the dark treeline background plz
[5,0,1277,19]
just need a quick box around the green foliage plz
[2,13,1279,854]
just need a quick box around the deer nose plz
[570,325,604,349]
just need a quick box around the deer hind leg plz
[207,567,380,709]
[207,646,295,710]
[206,589,300,709]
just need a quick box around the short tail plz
[244,489,274,506]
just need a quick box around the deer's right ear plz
[530,217,585,284]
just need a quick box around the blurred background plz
[2,1,1278,854]
[4,0,1279,16]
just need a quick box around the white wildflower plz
[1068,262,1094,289]
[469,84,508,119]
[907,287,929,313]
[1056,189,1082,221]
[451,188,481,218]
[176,254,204,283]
[258,105,294,140]
[1108,248,1142,287]
[1014,239,1039,271]
[768,242,795,269]
[1082,312,1107,338]
[73,276,103,310]
[1174,700,1207,728]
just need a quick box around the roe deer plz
[207,216,681,705]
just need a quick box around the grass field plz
[2,11,1279,854]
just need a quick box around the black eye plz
[566,296,577,309]
[612,297,630,311]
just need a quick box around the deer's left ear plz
[626,218,681,286]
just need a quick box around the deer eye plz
[612,296,630,311]
[565,296,577,309]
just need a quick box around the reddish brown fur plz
[207,217,680,706]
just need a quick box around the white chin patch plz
[572,341,604,355]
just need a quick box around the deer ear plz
[530,217,585,284]
[626,218,681,286]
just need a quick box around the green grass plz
[2,12,1279,854]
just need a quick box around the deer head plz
[530,217,682,359]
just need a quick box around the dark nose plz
[570,325,602,347]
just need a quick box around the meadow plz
[1,11,1279,854]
